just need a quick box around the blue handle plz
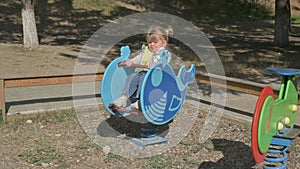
[266,67,300,76]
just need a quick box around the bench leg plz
[0,79,6,121]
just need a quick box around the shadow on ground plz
[97,115,169,139]
[199,139,256,169]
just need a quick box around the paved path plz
[5,82,101,115]
[5,79,300,126]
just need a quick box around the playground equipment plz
[101,46,196,147]
[251,67,300,169]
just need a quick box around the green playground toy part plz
[257,76,298,154]
[282,77,298,127]
[275,76,298,129]
[258,95,275,153]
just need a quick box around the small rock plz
[117,134,126,138]
[103,145,111,155]
[26,119,33,124]
[41,163,49,167]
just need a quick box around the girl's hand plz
[147,63,153,69]
[118,61,125,67]
[118,60,133,67]
[125,60,133,67]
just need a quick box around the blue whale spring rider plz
[101,46,196,125]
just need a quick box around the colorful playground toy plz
[251,67,300,168]
[101,46,196,147]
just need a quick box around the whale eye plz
[151,67,163,87]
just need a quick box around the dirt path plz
[0,43,79,78]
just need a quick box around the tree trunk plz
[36,0,47,33]
[274,0,290,47]
[21,0,39,49]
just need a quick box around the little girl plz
[109,26,173,112]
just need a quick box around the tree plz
[35,0,48,33]
[21,0,39,49]
[274,0,291,47]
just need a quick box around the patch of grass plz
[292,15,300,24]
[2,110,79,166]
[144,155,172,169]
[4,109,78,125]
[22,109,79,125]
[47,109,78,123]
[57,162,71,169]
[170,0,273,19]
[73,0,118,15]
[193,146,202,153]
[104,153,118,162]
[244,1,274,19]
[103,153,131,164]
[201,140,216,152]
[179,141,193,146]
[19,142,62,165]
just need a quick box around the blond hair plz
[146,26,173,43]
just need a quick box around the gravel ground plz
[1,105,300,169]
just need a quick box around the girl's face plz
[147,34,167,52]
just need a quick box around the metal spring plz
[263,137,291,169]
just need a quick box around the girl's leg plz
[131,71,147,110]
[135,71,147,98]
[111,73,139,108]
[123,73,140,97]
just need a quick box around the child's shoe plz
[108,96,128,112]
[112,96,128,108]
[130,100,140,110]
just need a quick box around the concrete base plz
[131,136,169,148]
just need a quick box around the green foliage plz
[292,15,300,24]
[144,155,171,169]
[163,0,273,19]
[104,153,131,164]
[73,0,118,14]
[20,143,62,165]
[225,0,273,19]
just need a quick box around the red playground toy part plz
[251,86,275,163]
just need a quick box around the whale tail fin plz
[178,64,196,86]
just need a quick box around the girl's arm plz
[118,60,134,67]
[118,61,148,69]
